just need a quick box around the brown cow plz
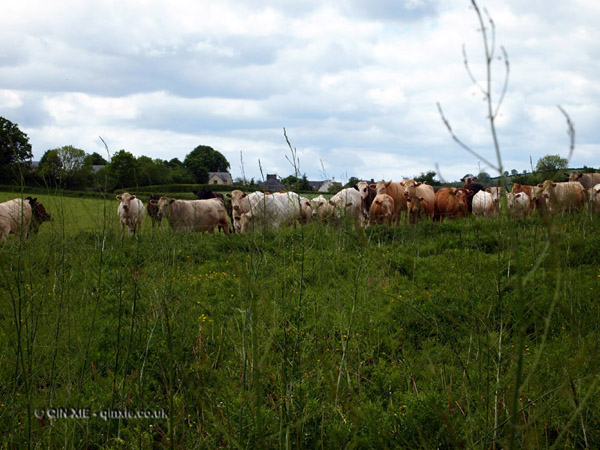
[565,172,600,190]
[367,194,394,226]
[26,197,52,234]
[433,188,471,221]
[147,194,162,227]
[402,180,434,223]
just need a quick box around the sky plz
[1,0,598,183]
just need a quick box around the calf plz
[506,192,531,218]
[402,180,435,223]
[462,177,484,213]
[117,193,145,236]
[367,194,394,226]
[374,180,407,223]
[355,181,377,219]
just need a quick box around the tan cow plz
[472,190,499,217]
[537,180,587,215]
[506,192,531,218]
[402,180,434,222]
[433,188,471,221]
[588,184,600,213]
[0,198,32,243]
[116,193,145,236]
[566,172,600,190]
[367,194,394,226]
[373,180,407,223]
[153,197,230,233]
[309,194,334,221]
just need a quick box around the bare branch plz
[437,102,500,172]
[557,105,575,163]
[484,7,496,61]
[493,46,510,119]
[463,44,487,97]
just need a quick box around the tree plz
[184,145,230,184]
[476,171,491,185]
[107,150,139,189]
[0,117,33,182]
[535,154,568,182]
[84,152,108,166]
[344,176,361,188]
[38,145,90,188]
[414,170,440,185]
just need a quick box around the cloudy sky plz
[1,0,598,183]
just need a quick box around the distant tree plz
[344,176,360,188]
[536,154,568,182]
[38,145,90,188]
[581,165,596,174]
[281,175,299,188]
[328,184,342,194]
[107,150,139,189]
[510,169,519,177]
[184,145,230,184]
[84,152,108,166]
[476,171,491,185]
[137,156,168,186]
[0,117,33,181]
[297,174,312,191]
[414,170,441,185]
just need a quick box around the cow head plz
[26,197,52,226]
[116,193,136,211]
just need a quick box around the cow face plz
[117,193,136,211]
[26,197,52,226]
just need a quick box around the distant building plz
[259,174,284,191]
[308,178,343,192]
[208,171,233,185]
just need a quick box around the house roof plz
[208,172,232,182]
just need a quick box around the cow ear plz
[131,195,136,200]
[242,193,248,198]
[226,193,232,198]
[399,181,405,186]
[415,182,422,187]
[169,198,176,204]
[353,185,359,191]
[385,181,391,187]
[552,183,557,187]
[369,184,376,189]
[485,188,491,193]
[537,184,543,188]
[116,195,122,201]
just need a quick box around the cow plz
[238,192,304,232]
[461,177,484,213]
[373,180,407,223]
[147,194,162,228]
[433,188,471,221]
[299,196,313,224]
[227,191,267,232]
[565,172,600,190]
[506,192,531,218]
[0,198,32,242]
[367,194,394,226]
[152,197,230,233]
[309,194,334,222]
[472,190,499,217]
[117,193,145,236]
[193,188,225,201]
[537,180,587,215]
[402,180,435,223]
[329,187,364,227]
[588,184,600,213]
[355,181,377,219]
[26,197,52,234]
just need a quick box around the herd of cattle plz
[1,172,599,241]
[116,171,600,236]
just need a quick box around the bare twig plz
[557,105,575,163]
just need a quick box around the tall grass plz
[1,193,599,448]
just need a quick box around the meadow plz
[1,191,599,449]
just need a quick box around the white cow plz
[472,190,499,217]
[153,197,230,233]
[0,198,32,243]
[117,193,145,236]
[309,194,334,221]
[329,188,363,227]
[506,192,531,218]
[239,192,305,232]
[588,184,600,213]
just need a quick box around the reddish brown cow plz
[434,188,471,221]
[26,197,52,234]
[147,194,162,227]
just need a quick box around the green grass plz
[1,192,599,448]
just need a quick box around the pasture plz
[1,191,599,448]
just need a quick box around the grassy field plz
[1,191,599,449]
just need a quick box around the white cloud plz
[1,0,598,183]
